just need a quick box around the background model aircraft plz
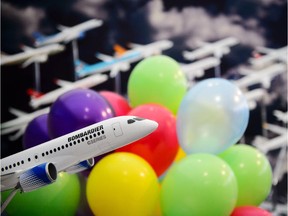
[235,63,287,89]
[249,46,287,69]
[34,19,103,47]
[243,88,268,110]
[1,107,50,141]
[273,110,288,124]
[181,57,220,85]
[29,74,108,109]
[75,40,173,78]
[0,44,65,67]
[0,116,158,212]
[183,37,239,61]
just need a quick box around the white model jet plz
[0,44,65,67]
[273,110,288,124]
[0,115,158,212]
[249,46,287,69]
[1,107,50,141]
[235,63,287,89]
[243,88,268,110]
[29,74,108,109]
[34,19,103,47]
[180,57,220,85]
[183,37,239,61]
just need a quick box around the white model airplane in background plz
[243,88,268,110]
[249,46,287,69]
[34,19,103,47]
[0,115,158,212]
[181,57,220,85]
[0,44,65,67]
[29,74,108,109]
[235,63,286,89]
[183,37,239,61]
[1,107,50,141]
[273,110,288,124]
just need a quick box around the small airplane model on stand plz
[1,44,65,92]
[34,18,103,80]
[75,40,173,93]
[0,116,158,213]
[183,37,239,77]
[28,73,108,109]
[180,57,220,87]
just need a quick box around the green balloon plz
[2,172,80,216]
[128,55,187,115]
[219,144,272,206]
[161,154,238,216]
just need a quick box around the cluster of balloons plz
[7,88,132,215]
[7,54,273,216]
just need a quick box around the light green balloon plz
[2,172,80,216]
[128,55,187,115]
[219,144,273,206]
[160,154,238,216]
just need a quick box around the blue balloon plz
[176,78,249,154]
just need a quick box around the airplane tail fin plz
[33,32,47,46]
[27,88,43,99]
[114,44,127,56]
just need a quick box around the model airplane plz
[273,110,288,124]
[243,88,268,110]
[181,57,220,85]
[0,44,65,67]
[34,19,103,47]
[249,46,287,69]
[1,107,50,141]
[235,63,286,89]
[183,37,239,61]
[0,115,158,212]
[75,40,173,78]
[29,74,108,109]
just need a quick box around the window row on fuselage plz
[1,130,105,173]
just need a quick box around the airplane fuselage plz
[1,116,158,191]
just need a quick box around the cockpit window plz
[133,117,145,121]
[127,119,135,124]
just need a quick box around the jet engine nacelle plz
[19,163,57,192]
[65,158,95,174]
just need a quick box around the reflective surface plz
[86,152,159,216]
[219,144,273,206]
[177,78,249,154]
[161,154,237,216]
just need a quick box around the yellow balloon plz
[86,152,160,216]
[174,147,186,162]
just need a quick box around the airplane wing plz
[54,79,74,87]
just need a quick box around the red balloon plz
[100,91,131,116]
[231,206,272,216]
[116,104,179,176]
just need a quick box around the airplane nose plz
[146,119,158,133]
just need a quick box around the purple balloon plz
[23,114,50,149]
[48,89,114,138]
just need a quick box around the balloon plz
[174,147,186,162]
[99,90,131,116]
[231,206,272,216]
[48,89,114,138]
[86,152,159,216]
[2,172,80,216]
[116,104,179,176]
[161,154,238,216]
[128,55,187,115]
[177,78,249,154]
[22,114,50,149]
[219,144,272,206]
